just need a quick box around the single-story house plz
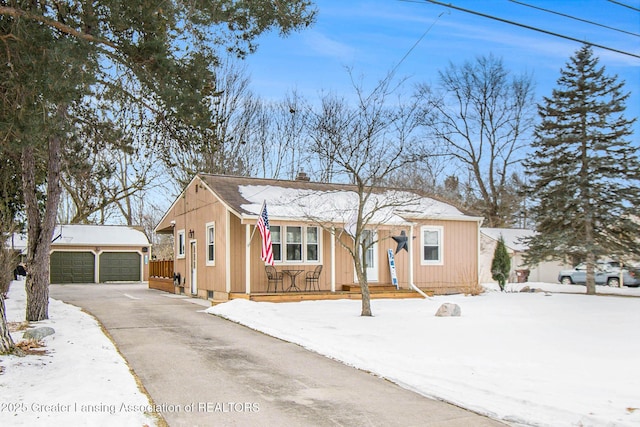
[479,228,571,284]
[7,225,151,284]
[154,173,484,300]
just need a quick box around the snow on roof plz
[481,228,536,252]
[52,225,150,246]
[4,233,28,253]
[238,185,470,225]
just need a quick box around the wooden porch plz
[229,285,431,303]
[148,260,434,303]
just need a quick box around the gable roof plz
[197,174,481,225]
[480,228,535,252]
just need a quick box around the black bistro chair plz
[304,265,322,291]
[265,265,283,293]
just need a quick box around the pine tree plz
[524,45,640,295]
[491,236,511,291]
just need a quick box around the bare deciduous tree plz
[307,73,427,316]
[416,54,535,227]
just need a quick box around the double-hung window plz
[206,222,215,265]
[286,226,303,261]
[177,229,185,258]
[421,226,443,265]
[306,227,319,262]
[271,226,282,262]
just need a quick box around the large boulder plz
[22,327,55,341]
[435,303,461,317]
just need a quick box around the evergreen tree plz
[491,236,511,291]
[523,45,640,295]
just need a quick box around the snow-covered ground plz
[1,280,639,426]
[0,281,157,426]
[208,282,640,427]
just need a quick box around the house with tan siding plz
[153,173,483,300]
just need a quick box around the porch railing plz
[149,259,174,278]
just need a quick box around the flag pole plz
[247,200,266,246]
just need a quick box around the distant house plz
[154,173,484,300]
[48,224,151,284]
[480,228,571,284]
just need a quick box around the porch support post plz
[245,223,251,294]
[408,224,415,290]
[331,227,336,292]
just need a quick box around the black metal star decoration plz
[392,230,410,254]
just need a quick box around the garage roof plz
[52,225,150,246]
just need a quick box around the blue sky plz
[244,0,640,136]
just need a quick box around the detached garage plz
[50,224,151,284]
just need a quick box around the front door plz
[360,230,378,282]
[190,241,197,295]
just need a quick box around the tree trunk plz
[358,274,372,317]
[585,252,596,295]
[21,131,63,321]
[354,253,372,317]
[0,293,15,354]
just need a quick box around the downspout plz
[408,223,414,290]
[409,222,430,299]
[225,211,231,293]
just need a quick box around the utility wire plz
[389,11,447,77]
[607,0,640,13]
[509,0,640,38]
[413,0,640,59]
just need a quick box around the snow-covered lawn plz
[208,282,640,427]
[0,281,157,426]
[1,280,639,426]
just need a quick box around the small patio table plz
[283,269,303,292]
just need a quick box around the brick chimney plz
[295,171,311,181]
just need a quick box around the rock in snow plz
[22,326,55,341]
[435,303,461,317]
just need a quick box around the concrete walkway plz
[50,284,507,427]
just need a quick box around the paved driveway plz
[50,284,507,427]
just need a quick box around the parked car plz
[558,261,640,287]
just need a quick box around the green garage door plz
[99,252,141,282]
[50,251,95,284]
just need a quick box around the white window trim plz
[277,225,322,265]
[177,229,186,259]
[205,222,215,266]
[420,225,444,266]
[306,226,320,263]
[271,225,282,263]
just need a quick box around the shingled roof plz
[199,174,348,217]
[199,173,479,223]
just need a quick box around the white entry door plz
[190,241,197,295]
[361,230,378,282]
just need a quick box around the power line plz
[509,0,640,38]
[389,11,447,77]
[607,0,640,13]
[413,0,640,59]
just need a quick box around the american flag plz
[257,201,274,265]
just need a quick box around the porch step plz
[342,284,399,292]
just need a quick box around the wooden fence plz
[149,259,173,278]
